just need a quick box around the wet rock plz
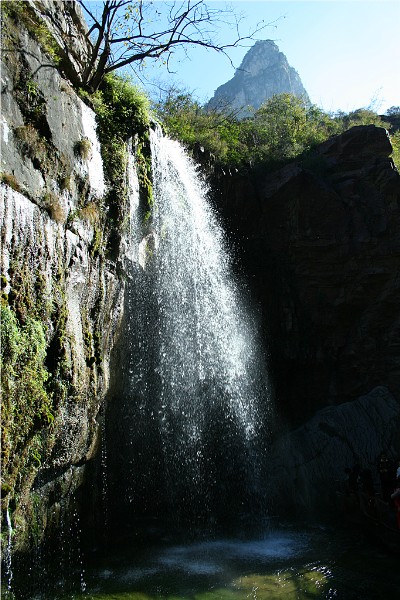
[266,386,400,514]
[0,0,121,552]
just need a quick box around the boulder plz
[266,386,400,514]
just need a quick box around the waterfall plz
[5,507,13,591]
[107,128,270,530]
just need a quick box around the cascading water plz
[5,507,14,592]
[106,128,270,532]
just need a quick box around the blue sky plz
[140,0,400,113]
[84,1,399,113]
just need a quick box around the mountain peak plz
[207,40,309,117]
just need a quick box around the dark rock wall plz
[215,125,400,425]
[267,386,400,514]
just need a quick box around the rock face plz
[214,124,400,511]
[267,386,400,514]
[207,40,309,117]
[0,1,126,556]
[215,125,400,428]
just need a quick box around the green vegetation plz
[0,305,54,478]
[79,73,152,253]
[155,90,395,170]
[385,105,400,132]
[1,249,72,553]
[385,107,400,169]
[2,0,62,65]
[391,131,400,170]
[156,90,245,164]
[85,73,151,139]
[74,137,92,161]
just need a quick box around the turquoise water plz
[7,521,398,599]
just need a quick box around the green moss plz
[136,135,154,217]
[79,74,152,258]
[0,305,54,480]
[29,492,45,546]
[2,0,62,65]
[390,130,400,170]
[90,226,103,258]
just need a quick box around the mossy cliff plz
[0,0,151,558]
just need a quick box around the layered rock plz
[207,40,309,117]
[0,1,125,556]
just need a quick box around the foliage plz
[155,89,247,164]
[390,130,400,170]
[334,108,389,131]
[243,94,338,163]
[156,90,393,169]
[84,73,151,139]
[385,106,400,134]
[0,305,54,474]
[79,73,152,254]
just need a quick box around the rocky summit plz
[207,40,309,117]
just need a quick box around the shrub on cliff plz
[155,89,246,164]
[80,73,153,256]
[390,130,400,170]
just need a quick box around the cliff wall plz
[0,1,127,555]
[214,125,400,509]
[216,124,400,422]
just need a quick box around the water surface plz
[14,521,397,600]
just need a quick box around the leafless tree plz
[76,1,268,91]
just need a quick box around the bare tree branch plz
[75,0,272,91]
